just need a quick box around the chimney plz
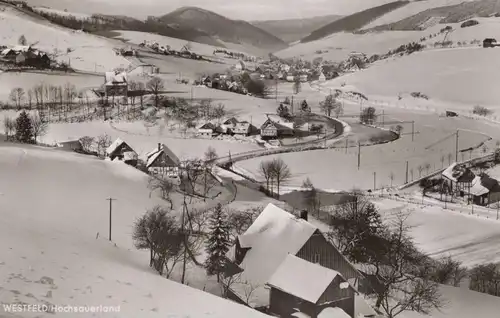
[158,143,161,151]
[299,210,308,221]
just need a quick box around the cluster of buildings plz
[223,203,380,318]
[196,115,295,140]
[141,41,203,60]
[0,45,51,68]
[102,64,159,97]
[441,162,500,206]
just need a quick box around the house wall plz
[110,143,134,160]
[317,276,355,317]
[105,85,128,97]
[269,285,354,318]
[295,230,364,284]
[261,126,278,137]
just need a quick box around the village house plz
[441,163,476,197]
[57,139,83,152]
[146,143,181,178]
[224,203,376,317]
[197,122,216,137]
[266,254,358,318]
[469,174,500,206]
[260,117,295,139]
[232,121,252,136]
[104,71,128,97]
[106,138,138,166]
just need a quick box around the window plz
[313,253,321,263]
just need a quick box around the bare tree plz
[79,136,95,154]
[418,165,424,178]
[30,112,49,143]
[9,88,25,109]
[319,93,341,117]
[147,77,165,108]
[132,205,183,277]
[440,155,445,168]
[389,172,395,187]
[3,116,16,141]
[259,160,274,194]
[270,157,292,199]
[27,89,33,109]
[227,206,263,240]
[366,212,444,318]
[424,163,431,175]
[430,256,468,287]
[96,133,112,158]
[213,103,226,124]
[148,175,175,209]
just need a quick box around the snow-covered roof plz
[106,138,125,155]
[291,312,311,318]
[231,203,317,307]
[105,71,127,86]
[318,307,351,318]
[470,176,489,196]
[267,254,341,304]
[355,294,378,318]
[146,144,181,168]
[442,163,475,183]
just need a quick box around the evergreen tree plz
[300,100,311,113]
[205,203,231,282]
[15,111,34,144]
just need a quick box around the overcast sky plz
[28,0,395,20]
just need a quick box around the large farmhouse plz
[260,118,294,139]
[224,203,376,317]
[146,143,181,178]
[106,138,138,166]
[104,71,128,97]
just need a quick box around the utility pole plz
[291,95,294,115]
[345,137,348,154]
[106,197,116,241]
[357,142,361,170]
[405,161,409,184]
[412,121,415,142]
[324,128,327,148]
[455,130,459,162]
[373,172,376,190]
[382,109,385,126]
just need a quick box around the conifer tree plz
[205,203,231,282]
[15,111,34,144]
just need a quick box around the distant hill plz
[251,14,343,43]
[367,0,500,31]
[158,6,288,52]
[301,0,410,43]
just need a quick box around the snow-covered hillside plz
[0,4,129,72]
[0,144,269,318]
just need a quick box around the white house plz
[146,143,181,178]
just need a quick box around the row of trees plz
[258,158,292,199]
[3,111,49,144]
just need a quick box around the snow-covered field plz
[0,72,103,102]
[374,197,500,267]
[325,46,500,110]
[0,144,269,318]
[0,4,129,72]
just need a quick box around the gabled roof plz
[229,203,317,306]
[197,122,216,130]
[106,138,126,156]
[267,254,343,304]
[146,144,181,168]
[261,118,294,131]
[470,176,489,196]
[442,163,475,183]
